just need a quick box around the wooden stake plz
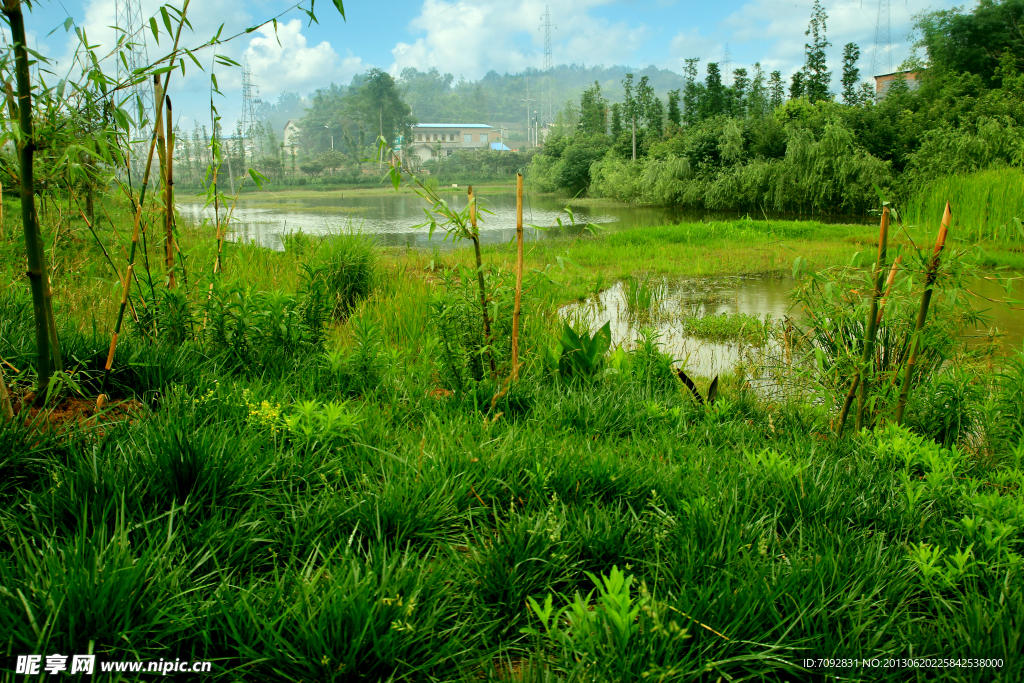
[895,201,951,425]
[511,174,525,379]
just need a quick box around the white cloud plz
[390,0,647,79]
[244,19,363,94]
[716,0,951,82]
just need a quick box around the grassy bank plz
[1,203,1023,682]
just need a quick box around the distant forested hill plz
[397,64,686,126]
[258,63,687,137]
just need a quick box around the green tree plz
[769,70,785,109]
[915,0,1024,86]
[317,149,346,174]
[804,0,832,103]
[667,89,681,127]
[732,67,749,115]
[682,58,702,125]
[610,102,623,137]
[578,81,608,136]
[622,73,638,159]
[348,68,417,148]
[748,63,768,117]
[637,76,662,137]
[790,70,806,99]
[842,42,862,105]
[703,63,726,117]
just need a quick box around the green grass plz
[683,311,773,345]
[1,195,1023,682]
[904,167,1024,246]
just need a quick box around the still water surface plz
[562,275,1023,378]
[177,188,865,250]
[177,189,1020,371]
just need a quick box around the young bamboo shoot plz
[511,173,524,379]
[468,185,497,376]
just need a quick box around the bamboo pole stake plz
[97,3,191,407]
[468,185,497,376]
[855,207,890,431]
[164,97,176,288]
[895,201,951,426]
[511,173,524,380]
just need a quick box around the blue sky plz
[18,0,963,127]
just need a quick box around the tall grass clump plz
[623,275,665,317]
[903,167,1024,245]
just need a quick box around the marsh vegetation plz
[2,1,1024,682]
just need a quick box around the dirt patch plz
[12,392,143,432]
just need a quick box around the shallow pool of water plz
[561,275,1023,378]
[177,188,869,250]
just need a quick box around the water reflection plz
[177,188,870,251]
[562,275,1023,378]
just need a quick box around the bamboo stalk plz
[876,256,903,325]
[468,185,497,376]
[97,6,192,405]
[1,180,4,240]
[155,82,171,289]
[511,173,524,380]
[855,207,890,431]
[895,201,951,425]
[165,97,176,289]
[4,0,57,401]
[837,208,890,436]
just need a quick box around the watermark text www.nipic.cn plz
[15,655,213,676]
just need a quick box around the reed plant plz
[623,275,665,317]
[903,168,1024,246]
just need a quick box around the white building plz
[282,119,301,150]
[409,123,497,161]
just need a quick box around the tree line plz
[529,0,1024,215]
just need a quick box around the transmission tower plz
[539,6,556,125]
[240,57,262,166]
[541,6,553,71]
[870,0,892,78]
[115,0,154,175]
[722,43,733,87]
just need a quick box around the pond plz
[177,187,868,250]
[562,275,1024,379]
